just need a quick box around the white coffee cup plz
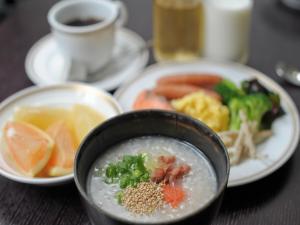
[47,0,127,79]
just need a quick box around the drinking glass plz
[153,0,204,62]
[203,0,253,64]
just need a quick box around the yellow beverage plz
[153,0,204,61]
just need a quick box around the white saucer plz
[25,28,149,90]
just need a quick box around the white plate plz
[25,28,149,91]
[114,60,300,187]
[0,83,122,186]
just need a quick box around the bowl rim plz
[0,82,123,186]
[74,110,230,224]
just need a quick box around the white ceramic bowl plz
[0,83,122,186]
[115,60,299,187]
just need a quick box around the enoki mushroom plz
[218,111,272,165]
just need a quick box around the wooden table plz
[0,0,300,224]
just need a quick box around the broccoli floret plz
[214,79,244,104]
[229,94,272,130]
[241,79,285,129]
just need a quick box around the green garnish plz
[214,79,245,104]
[116,191,123,204]
[104,154,150,189]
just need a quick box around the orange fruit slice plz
[71,104,106,143]
[2,121,54,177]
[43,121,77,176]
[14,106,72,131]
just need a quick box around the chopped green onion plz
[102,153,151,190]
[133,170,143,178]
[105,164,117,178]
[116,191,123,204]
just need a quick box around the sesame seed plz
[121,182,164,215]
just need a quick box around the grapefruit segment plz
[2,121,54,177]
[71,104,105,143]
[43,121,77,176]
[14,106,72,130]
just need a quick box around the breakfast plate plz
[114,60,300,187]
[25,28,149,91]
[0,83,122,186]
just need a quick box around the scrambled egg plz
[171,91,229,132]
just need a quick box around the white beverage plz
[203,0,253,63]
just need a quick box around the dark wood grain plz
[0,0,300,225]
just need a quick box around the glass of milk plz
[203,0,253,63]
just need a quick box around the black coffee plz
[64,17,103,26]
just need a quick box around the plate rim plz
[0,82,123,185]
[114,60,300,187]
[25,28,149,91]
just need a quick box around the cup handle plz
[114,1,128,27]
